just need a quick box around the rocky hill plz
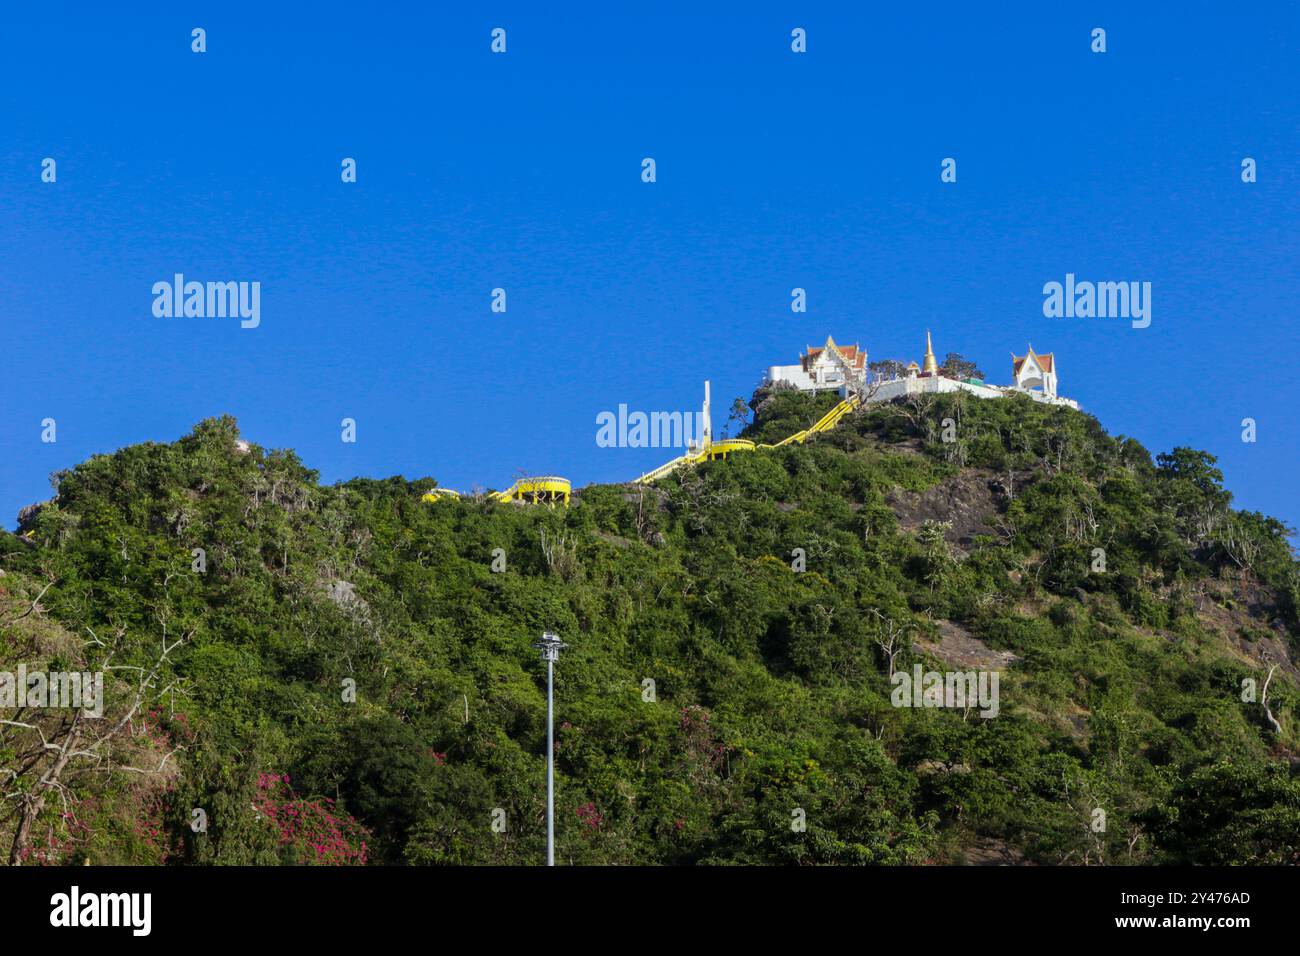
[1,389,1297,865]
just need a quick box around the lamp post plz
[532,630,567,866]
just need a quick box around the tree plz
[726,397,751,437]
[1155,447,1231,545]
[939,353,983,381]
[917,519,956,592]
[868,608,911,678]
[1,590,187,865]
[1148,761,1300,864]
[868,359,907,382]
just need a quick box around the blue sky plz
[2,2,1297,536]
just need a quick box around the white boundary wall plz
[864,376,1079,409]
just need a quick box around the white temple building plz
[1011,347,1058,399]
[765,333,1079,409]
[766,337,867,393]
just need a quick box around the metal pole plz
[533,630,565,867]
[546,656,554,867]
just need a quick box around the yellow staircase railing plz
[423,394,860,505]
[706,438,756,458]
[761,394,861,448]
[634,452,703,485]
[489,476,571,506]
[638,395,860,484]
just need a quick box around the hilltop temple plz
[765,334,1078,409]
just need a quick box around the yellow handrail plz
[424,394,860,505]
[634,453,700,485]
[641,396,860,481]
[490,476,571,505]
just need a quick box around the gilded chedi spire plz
[923,329,939,375]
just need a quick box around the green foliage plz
[939,353,984,381]
[1,395,1296,866]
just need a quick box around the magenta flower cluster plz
[254,772,372,865]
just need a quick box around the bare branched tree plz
[1260,664,1283,736]
[868,608,911,679]
[1218,517,1262,576]
[1,585,187,865]
[539,528,577,579]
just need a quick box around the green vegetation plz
[2,389,1298,865]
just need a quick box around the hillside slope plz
[2,390,1298,865]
